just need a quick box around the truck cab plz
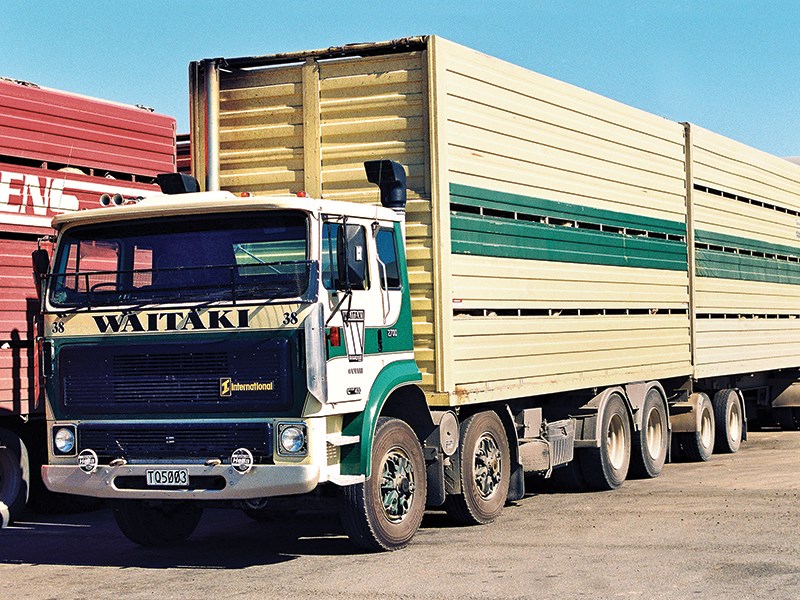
[37,163,432,550]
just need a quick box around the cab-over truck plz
[37,36,800,550]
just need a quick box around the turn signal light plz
[329,326,341,347]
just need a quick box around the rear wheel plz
[0,428,30,527]
[630,389,668,478]
[712,389,743,454]
[576,393,631,490]
[112,500,203,546]
[674,393,715,462]
[444,411,510,525]
[338,417,426,551]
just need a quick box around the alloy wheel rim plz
[379,447,415,523]
[474,433,502,500]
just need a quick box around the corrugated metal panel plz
[0,160,160,231]
[319,52,428,202]
[452,256,689,310]
[216,66,305,195]
[439,39,686,223]
[433,38,690,403]
[688,124,800,377]
[0,235,37,414]
[694,318,800,379]
[448,314,690,403]
[0,78,176,176]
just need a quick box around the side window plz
[376,227,401,289]
[321,222,340,290]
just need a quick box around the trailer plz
[0,77,176,525]
[36,36,800,550]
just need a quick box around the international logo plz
[220,378,275,397]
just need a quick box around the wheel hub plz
[474,433,502,500]
[379,448,415,523]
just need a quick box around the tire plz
[712,389,743,454]
[629,389,668,479]
[0,428,30,527]
[444,411,510,525]
[112,500,203,546]
[576,393,631,491]
[338,417,427,551]
[674,393,715,462]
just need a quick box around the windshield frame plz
[46,209,317,310]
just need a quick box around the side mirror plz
[336,223,368,291]
[32,249,50,300]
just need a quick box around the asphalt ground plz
[1,429,798,599]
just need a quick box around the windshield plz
[48,211,314,308]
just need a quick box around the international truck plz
[36,36,800,550]
[0,77,176,526]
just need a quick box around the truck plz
[36,36,800,550]
[0,77,176,526]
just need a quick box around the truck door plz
[321,218,376,403]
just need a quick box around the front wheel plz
[112,500,203,546]
[444,411,510,525]
[0,428,30,527]
[338,417,427,551]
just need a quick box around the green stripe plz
[696,229,800,285]
[696,250,800,285]
[451,183,687,236]
[696,229,800,258]
[450,184,688,271]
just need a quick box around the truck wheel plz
[0,428,30,527]
[338,417,426,551]
[112,500,203,546]
[674,393,715,462]
[630,389,668,478]
[577,393,631,490]
[444,411,510,525]
[712,389,743,453]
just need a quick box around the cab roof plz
[50,191,401,230]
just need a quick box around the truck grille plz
[78,422,273,462]
[58,337,295,416]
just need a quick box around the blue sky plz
[3,1,799,157]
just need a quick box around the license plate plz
[146,469,190,487]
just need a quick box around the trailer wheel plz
[630,389,668,478]
[577,393,631,490]
[674,393,715,462]
[0,428,30,527]
[112,500,203,547]
[444,411,510,525]
[338,417,426,551]
[712,389,743,454]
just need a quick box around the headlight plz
[54,426,76,455]
[278,423,307,455]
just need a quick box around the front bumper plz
[42,462,320,500]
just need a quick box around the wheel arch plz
[341,359,428,479]
[576,386,634,447]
